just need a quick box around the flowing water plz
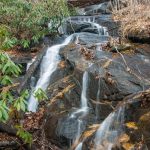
[28,35,74,112]
[27,4,127,149]
[70,71,89,145]
[67,16,108,36]
[94,106,125,150]
[75,142,83,150]
[95,78,101,120]
[70,71,89,119]
[74,17,109,149]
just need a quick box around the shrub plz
[112,0,150,38]
[0,52,47,145]
[0,0,69,50]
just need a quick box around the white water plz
[74,119,83,144]
[70,71,89,119]
[28,35,73,112]
[94,106,125,150]
[26,57,36,71]
[77,17,108,36]
[95,78,101,120]
[81,71,88,108]
[91,22,108,35]
[75,142,83,150]
[70,71,89,149]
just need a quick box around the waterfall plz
[95,78,101,120]
[70,71,89,119]
[77,17,108,36]
[74,119,83,144]
[81,71,88,108]
[28,35,73,112]
[94,106,125,150]
[70,71,89,147]
[26,57,36,71]
[91,22,108,35]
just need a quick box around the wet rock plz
[76,33,109,45]
[97,15,120,37]
[122,90,150,149]
[81,27,99,34]
[59,33,150,124]
[57,117,86,140]
[44,76,81,145]
[75,89,150,150]
[62,37,150,101]
[65,21,92,34]
[66,15,120,37]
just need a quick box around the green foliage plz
[0,101,9,122]
[0,52,48,145]
[0,52,25,123]
[16,125,32,145]
[34,88,48,101]
[0,0,69,50]
[14,90,29,112]
[0,53,21,76]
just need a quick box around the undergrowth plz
[112,0,150,38]
[0,0,70,50]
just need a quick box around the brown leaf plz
[82,124,99,139]
[119,134,130,143]
[122,143,134,150]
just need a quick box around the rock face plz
[62,15,119,37]
[78,89,150,150]
[43,30,150,148]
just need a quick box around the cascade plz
[77,17,108,36]
[95,78,101,120]
[28,35,74,112]
[70,71,89,119]
[94,106,125,150]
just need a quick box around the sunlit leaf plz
[125,122,138,130]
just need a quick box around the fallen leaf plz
[82,124,99,139]
[119,134,130,143]
[125,122,138,130]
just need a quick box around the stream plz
[26,1,150,150]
